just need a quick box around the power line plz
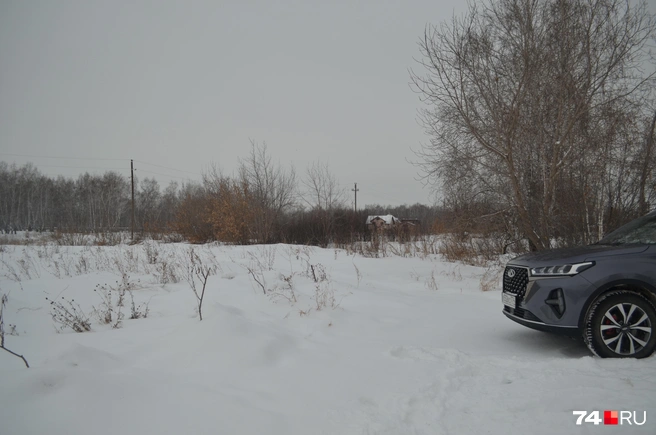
[26,164,128,171]
[136,168,196,181]
[134,159,201,176]
[0,152,127,161]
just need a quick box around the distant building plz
[365,215,400,231]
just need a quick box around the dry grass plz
[438,233,508,267]
[479,266,502,292]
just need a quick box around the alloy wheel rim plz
[600,303,652,355]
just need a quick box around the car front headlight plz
[530,261,594,277]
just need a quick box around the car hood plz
[509,244,649,266]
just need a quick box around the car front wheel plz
[584,291,656,358]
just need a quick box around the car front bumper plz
[502,306,579,336]
[502,265,595,334]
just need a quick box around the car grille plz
[503,306,541,322]
[503,266,529,298]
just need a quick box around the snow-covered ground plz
[0,242,654,434]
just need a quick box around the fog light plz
[545,288,566,318]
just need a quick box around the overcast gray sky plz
[0,0,473,207]
[4,1,653,208]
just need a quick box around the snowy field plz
[0,241,654,434]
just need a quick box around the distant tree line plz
[0,144,445,246]
[0,161,180,235]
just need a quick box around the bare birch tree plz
[300,160,346,246]
[412,0,656,249]
[238,141,297,243]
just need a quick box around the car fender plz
[577,277,656,330]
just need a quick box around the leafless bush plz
[339,234,442,261]
[480,266,502,292]
[388,242,414,258]
[314,281,338,311]
[0,235,28,246]
[440,265,463,282]
[1,292,29,367]
[17,248,39,279]
[144,241,160,264]
[75,255,90,275]
[424,270,439,291]
[270,246,312,304]
[35,244,59,259]
[247,247,277,273]
[353,261,362,288]
[0,257,22,282]
[418,236,439,258]
[92,276,139,328]
[438,233,498,267]
[47,296,92,333]
[269,273,298,304]
[183,248,218,321]
[154,260,179,284]
[45,252,76,278]
[129,291,149,320]
[49,231,90,246]
[362,234,389,258]
[346,235,396,259]
[311,263,327,283]
[283,245,305,275]
[246,262,267,295]
[287,245,314,276]
[92,274,148,326]
[112,306,124,328]
[254,245,277,270]
[88,246,112,272]
[110,249,141,279]
[93,283,120,325]
[95,231,128,246]
[306,263,341,311]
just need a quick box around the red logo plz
[604,410,619,425]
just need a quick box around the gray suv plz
[502,210,656,358]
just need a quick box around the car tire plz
[583,290,656,358]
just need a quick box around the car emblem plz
[507,269,516,278]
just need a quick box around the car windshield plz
[598,213,656,245]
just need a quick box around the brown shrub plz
[210,179,254,244]
[171,191,214,244]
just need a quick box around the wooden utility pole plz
[352,182,359,211]
[131,159,135,240]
